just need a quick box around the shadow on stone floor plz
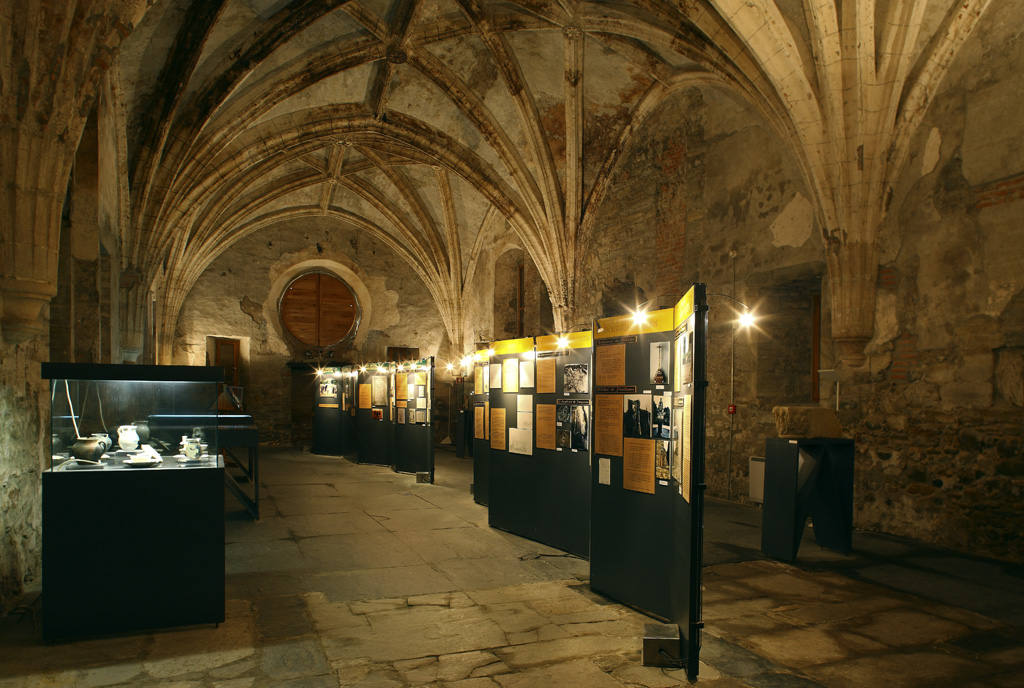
[0,447,1020,687]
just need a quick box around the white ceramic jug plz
[182,437,201,459]
[117,424,140,451]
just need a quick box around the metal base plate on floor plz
[642,623,684,668]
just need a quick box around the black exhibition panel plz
[40,362,225,641]
[589,317,678,620]
[487,334,592,559]
[455,409,467,458]
[761,437,855,562]
[42,463,225,640]
[470,353,490,505]
[386,368,398,468]
[312,367,346,455]
[588,285,707,680]
[485,338,537,543]
[355,368,390,465]
[672,285,709,680]
[392,358,435,480]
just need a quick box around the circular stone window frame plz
[268,260,373,353]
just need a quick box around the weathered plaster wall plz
[174,217,447,444]
[838,5,1024,560]
[578,13,1024,562]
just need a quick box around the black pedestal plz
[42,462,225,640]
[761,437,855,561]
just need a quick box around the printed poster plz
[535,404,556,450]
[474,405,485,440]
[358,383,371,409]
[490,407,506,450]
[623,437,655,494]
[509,427,532,455]
[595,342,625,387]
[537,357,556,394]
[371,376,387,406]
[502,358,519,394]
[594,394,623,456]
[396,373,408,399]
[519,358,535,389]
[490,363,502,389]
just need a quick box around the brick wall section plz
[973,171,1024,209]
[889,332,919,381]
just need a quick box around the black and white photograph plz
[564,363,589,393]
[397,407,406,424]
[556,402,572,424]
[650,341,670,385]
[655,440,670,480]
[653,393,671,439]
[676,318,694,387]
[622,393,652,438]
[570,404,589,451]
[318,379,337,398]
[556,426,571,449]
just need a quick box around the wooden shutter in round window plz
[280,273,358,347]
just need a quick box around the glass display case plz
[40,363,225,641]
[44,363,223,472]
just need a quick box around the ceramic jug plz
[182,437,202,459]
[117,424,140,451]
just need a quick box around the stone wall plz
[837,4,1024,561]
[0,338,47,611]
[174,217,448,446]
[570,13,1024,563]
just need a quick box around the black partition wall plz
[393,358,435,480]
[355,366,390,465]
[312,367,345,455]
[589,285,707,680]
[487,334,592,557]
[339,366,357,455]
[470,350,490,505]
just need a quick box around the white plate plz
[122,456,161,467]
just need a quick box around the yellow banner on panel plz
[492,337,534,356]
[674,286,696,329]
[535,330,593,352]
[596,308,673,339]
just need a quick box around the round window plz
[279,272,359,347]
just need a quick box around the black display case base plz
[42,465,225,641]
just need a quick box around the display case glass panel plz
[42,364,223,472]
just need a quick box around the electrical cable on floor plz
[517,552,586,561]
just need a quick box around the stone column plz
[826,238,878,369]
[0,125,73,342]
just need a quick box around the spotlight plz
[738,310,755,329]
[556,335,570,349]
[445,362,454,372]
[631,309,648,326]
[359,366,367,373]
[315,368,324,377]
[332,370,341,378]
[486,348,495,357]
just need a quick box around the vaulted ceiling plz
[102,0,992,356]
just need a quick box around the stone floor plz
[1,447,1022,687]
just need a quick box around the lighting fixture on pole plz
[708,292,757,501]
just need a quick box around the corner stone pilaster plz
[826,239,878,369]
